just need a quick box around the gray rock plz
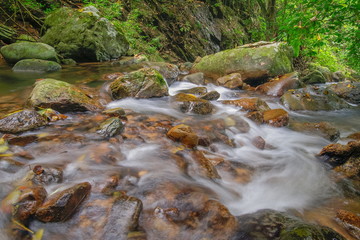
[0,110,48,133]
[97,117,124,138]
[182,72,205,85]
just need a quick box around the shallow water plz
[0,62,359,239]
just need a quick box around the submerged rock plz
[222,98,270,112]
[0,109,48,133]
[41,7,128,62]
[256,72,300,96]
[28,78,100,113]
[167,124,199,148]
[31,165,63,185]
[281,86,351,111]
[12,59,61,72]
[192,42,293,82]
[289,121,340,142]
[0,42,57,63]
[35,182,91,222]
[110,68,168,99]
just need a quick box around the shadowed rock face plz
[28,79,100,113]
[35,182,91,222]
[0,109,48,134]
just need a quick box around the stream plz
[0,62,359,240]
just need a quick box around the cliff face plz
[124,0,249,61]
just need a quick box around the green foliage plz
[83,0,123,20]
[277,0,359,72]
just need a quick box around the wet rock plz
[336,209,360,229]
[12,59,61,73]
[110,68,168,99]
[318,140,360,167]
[200,90,220,100]
[216,73,243,89]
[192,42,293,81]
[0,110,48,134]
[347,132,360,140]
[332,71,346,82]
[97,117,124,138]
[190,150,220,179]
[101,175,119,195]
[256,72,300,96]
[252,136,266,149]
[263,109,289,127]
[179,87,207,95]
[13,186,47,222]
[144,62,180,85]
[0,42,57,63]
[31,165,63,185]
[112,54,148,66]
[41,7,128,62]
[281,86,351,111]
[28,78,100,113]
[289,121,340,142]
[102,107,126,118]
[173,93,214,115]
[326,82,360,104]
[236,209,345,240]
[222,98,270,112]
[102,195,142,240]
[167,124,198,148]
[246,111,265,124]
[182,72,205,85]
[6,134,39,146]
[334,155,360,178]
[35,182,91,222]
[37,108,68,122]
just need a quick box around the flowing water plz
[0,62,359,239]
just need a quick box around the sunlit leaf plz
[32,229,44,240]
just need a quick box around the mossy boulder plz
[110,68,168,99]
[192,42,293,82]
[41,7,128,62]
[0,42,57,63]
[28,79,100,113]
[301,70,327,85]
[281,86,351,111]
[12,59,61,72]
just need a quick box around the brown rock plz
[246,111,264,124]
[13,186,47,222]
[216,73,243,89]
[222,98,270,112]
[179,87,207,95]
[319,140,360,167]
[263,109,289,127]
[167,124,198,148]
[35,182,91,222]
[191,150,220,179]
[256,72,299,96]
[173,93,214,115]
[334,155,360,178]
[252,136,266,149]
[6,134,39,146]
[31,165,63,185]
[200,91,220,101]
[337,209,360,228]
[347,132,360,140]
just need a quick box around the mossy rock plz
[281,86,351,111]
[28,79,100,113]
[12,59,61,72]
[0,42,57,63]
[110,68,168,99]
[301,70,327,85]
[192,42,293,82]
[97,117,124,138]
[280,223,345,240]
[41,7,128,62]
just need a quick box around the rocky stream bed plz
[0,39,360,240]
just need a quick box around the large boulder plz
[0,42,57,63]
[28,79,100,113]
[110,68,168,99]
[12,59,61,72]
[41,7,128,62]
[281,86,351,111]
[191,42,293,82]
